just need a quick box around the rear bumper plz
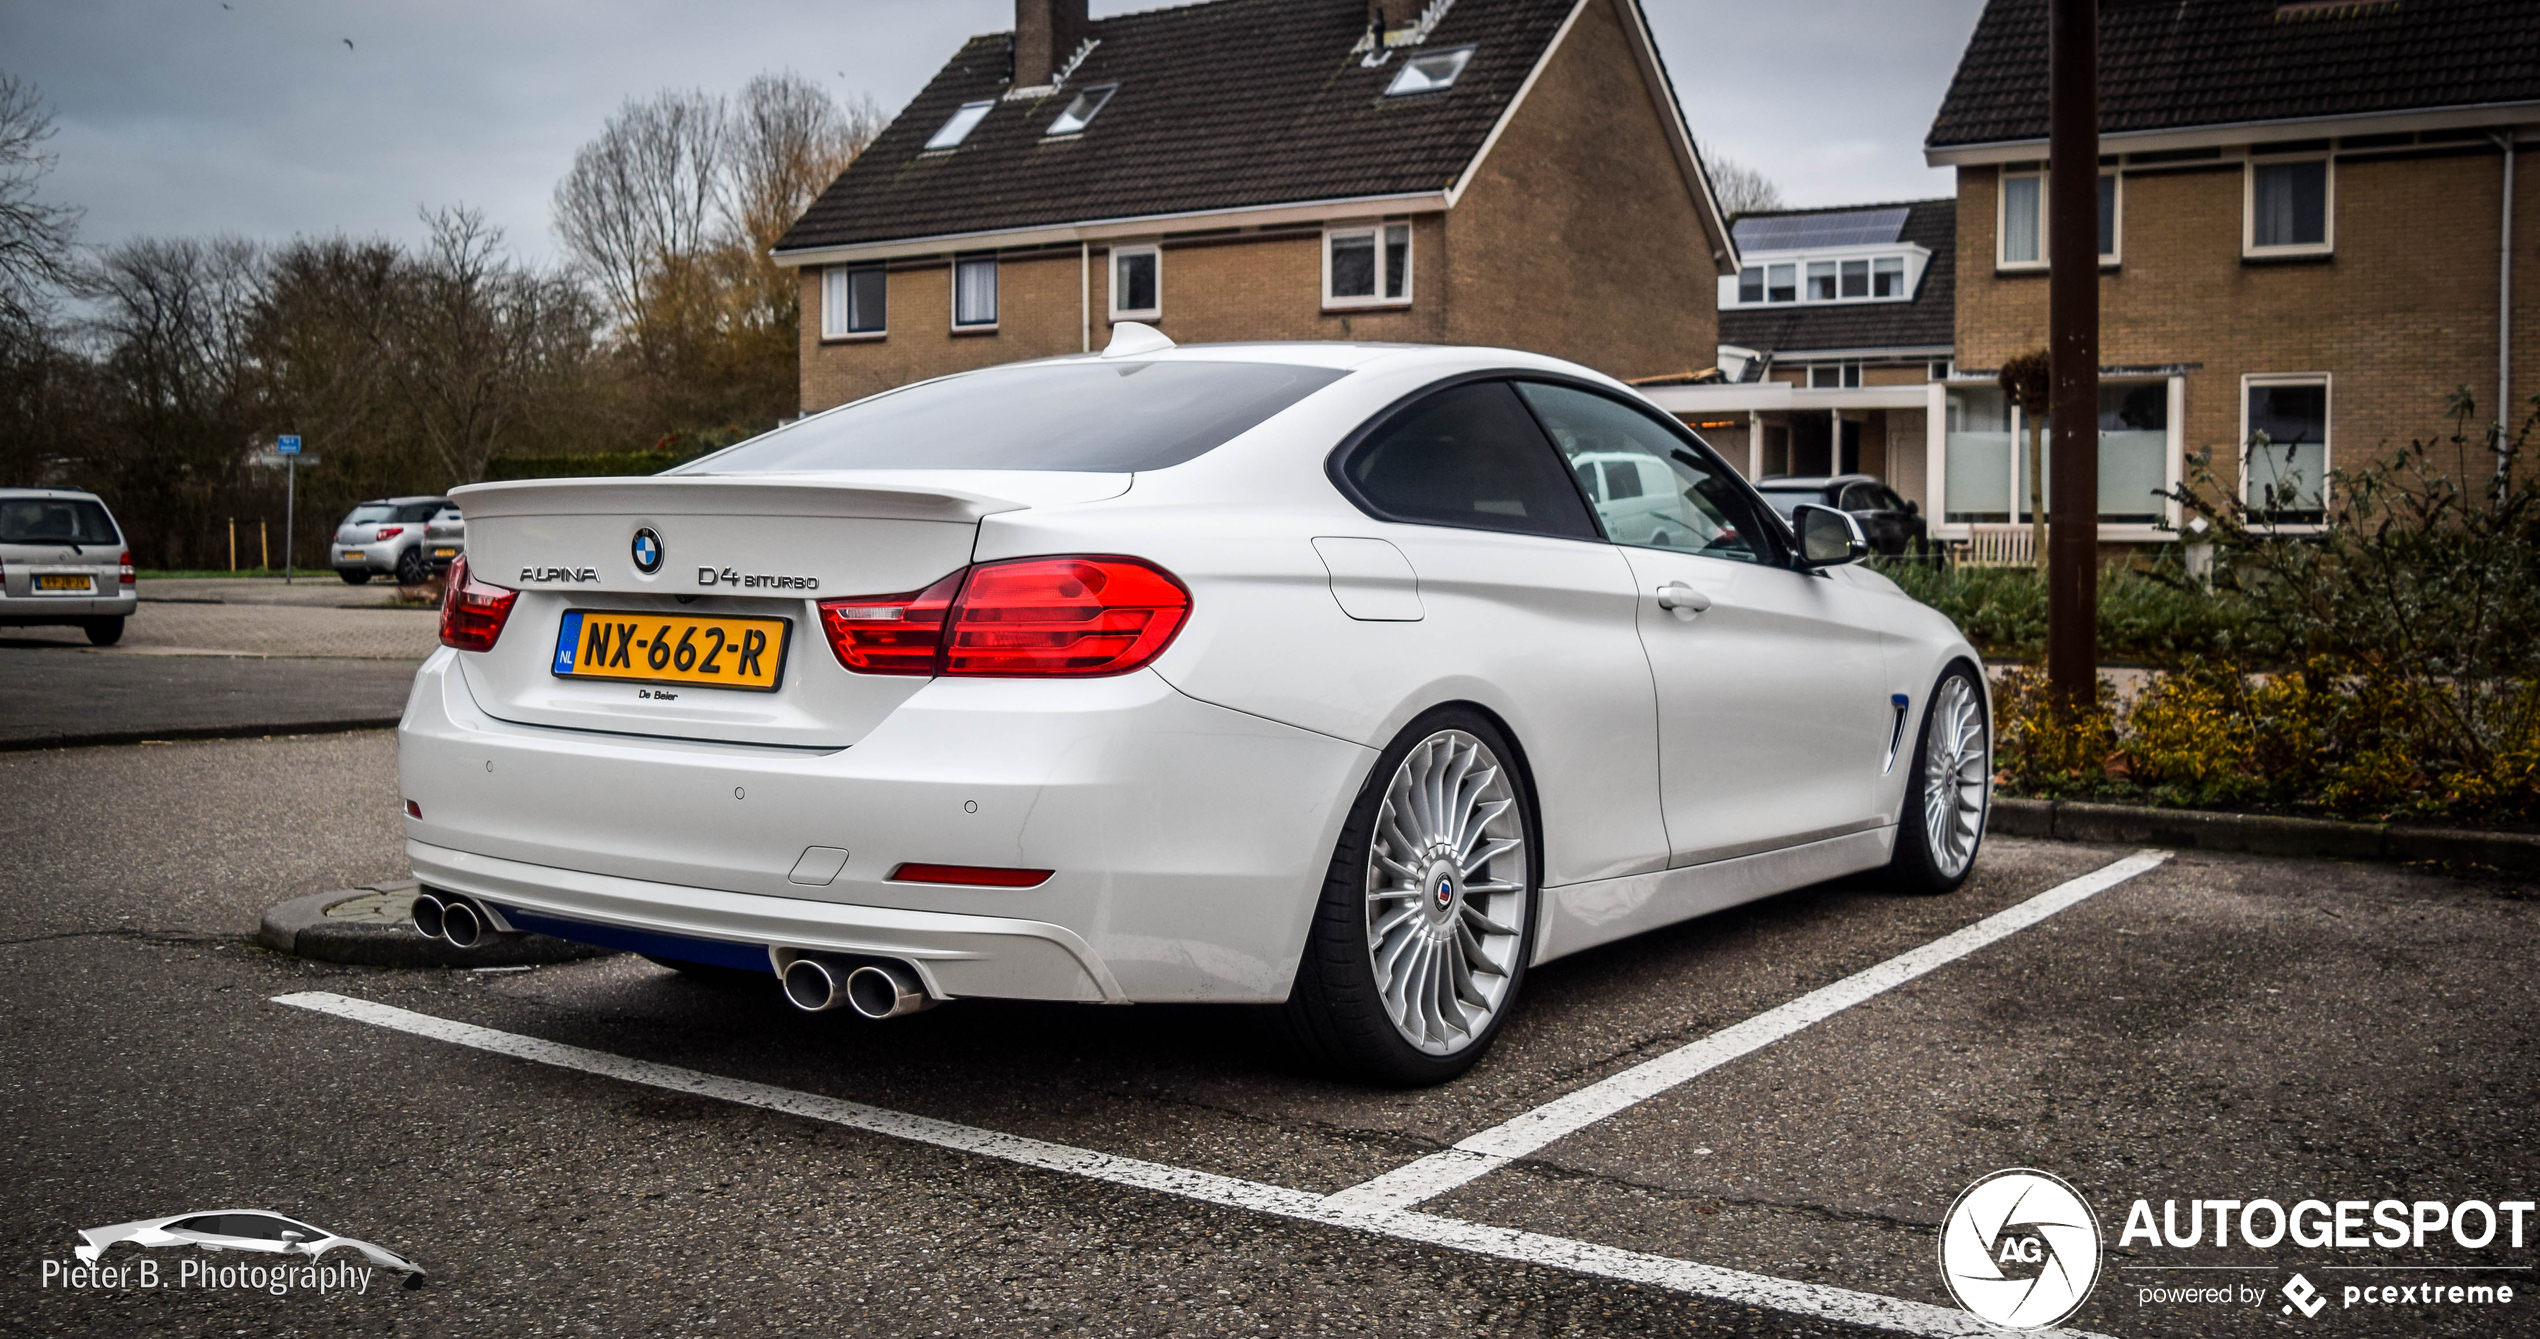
[396,648,1374,1003]
[330,542,400,572]
[0,591,136,620]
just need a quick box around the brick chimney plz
[1014,0,1089,88]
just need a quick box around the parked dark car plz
[1753,474,1926,556]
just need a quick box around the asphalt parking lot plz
[5,730,2535,1337]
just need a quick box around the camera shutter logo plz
[1940,1168,2102,1329]
[631,527,663,575]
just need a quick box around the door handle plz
[1654,582,1711,616]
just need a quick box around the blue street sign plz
[278,435,302,455]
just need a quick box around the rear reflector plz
[438,555,518,652]
[819,556,1189,679]
[405,799,423,818]
[887,863,1053,888]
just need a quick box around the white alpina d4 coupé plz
[400,329,1990,1084]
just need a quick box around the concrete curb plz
[257,881,610,968]
[1990,798,2540,874]
[0,717,403,753]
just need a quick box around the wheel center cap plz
[1422,856,1460,920]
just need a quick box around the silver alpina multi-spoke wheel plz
[1276,708,1538,1085]
[1364,730,1530,1056]
[1889,665,1990,894]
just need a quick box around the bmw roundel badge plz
[631,527,663,575]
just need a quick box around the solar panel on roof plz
[1732,207,1910,252]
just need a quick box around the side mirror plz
[1903,499,1920,516]
[1792,504,1870,569]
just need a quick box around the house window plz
[1873,256,1905,297]
[2097,380,2168,523]
[1735,256,1910,305]
[925,100,993,151]
[1047,84,1116,137]
[1766,263,1795,302]
[821,266,886,339]
[1325,222,1411,307]
[1110,245,1159,320]
[2246,157,2332,255]
[1384,46,1474,97]
[2244,375,2329,522]
[1807,363,1861,389]
[1998,166,2119,268]
[1944,379,2179,526]
[952,255,998,328]
[1738,267,1764,303]
[1944,386,2015,523]
[1928,358,1953,381]
[1806,261,1837,301]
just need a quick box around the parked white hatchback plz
[400,333,1989,1083]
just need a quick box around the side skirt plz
[1531,827,1896,966]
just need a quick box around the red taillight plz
[888,863,1053,888]
[118,551,134,585]
[375,526,404,540]
[818,570,966,674]
[438,555,517,652]
[819,556,1189,678]
[405,799,423,819]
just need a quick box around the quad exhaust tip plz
[781,956,935,1019]
[409,890,488,949]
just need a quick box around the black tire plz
[84,616,124,647]
[338,569,371,585]
[395,546,428,585]
[1888,663,1990,895]
[640,954,767,988]
[1270,706,1539,1086]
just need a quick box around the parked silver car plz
[330,496,449,585]
[0,487,136,645]
[421,503,464,573]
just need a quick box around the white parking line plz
[273,990,2111,1338]
[1323,849,2171,1215]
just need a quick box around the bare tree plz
[388,207,600,485]
[552,89,727,336]
[723,74,882,263]
[1701,141,1785,220]
[0,73,79,336]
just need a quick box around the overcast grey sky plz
[1,0,1987,265]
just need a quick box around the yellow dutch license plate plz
[340,550,365,561]
[551,609,790,692]
[35,574,93,592]
[431,547,458,559]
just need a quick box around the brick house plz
[770,0,1739,413]
[1918,0,2537,548]
[1641,200,1957,514]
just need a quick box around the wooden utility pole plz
[2047,0,2100,710]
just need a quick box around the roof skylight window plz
[1384,46,1473,96]
[1046,84,1117,137]
[925,100,994,150]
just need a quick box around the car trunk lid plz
[444,471,1128,748]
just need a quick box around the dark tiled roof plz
[1929,0,2540,149]
[1716,199,1955,361]
[777,0,1582,252]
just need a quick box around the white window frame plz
[1384,45,1475,97]
[1806,362,1862,389]
[1322,221,1412,310]
[950,254,998,331]
[1997,166,2121,271]
[1726,245,1926,307]
[1921,374,2185,542]
[821,266,886,342]
[2239,372,2332,528]
[1108,244,1160,321]
[2243,154,2335,258]
[924,100,994,152]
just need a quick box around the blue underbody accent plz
[491,904,773,973]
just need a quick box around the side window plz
[1512,381,1773,564]
[1337,381,1600,540]
[1837,482,1879,511]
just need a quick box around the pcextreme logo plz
[1939,1169,2103,1329]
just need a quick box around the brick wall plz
[1954,145,2539,507]
[1443,0,1719,379]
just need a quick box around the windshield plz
[0,497,119,546]
[684,360,1348,475]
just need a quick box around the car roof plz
[0,487,109,502]
[353,496,451,505]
